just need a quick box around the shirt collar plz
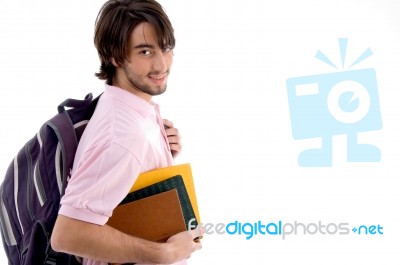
[104,84,159,118]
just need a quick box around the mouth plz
[148,72,168,84]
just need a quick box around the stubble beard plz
[123,65,168,97]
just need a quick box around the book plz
[129,163,201,224]
[106,164,201,242]
[107,189,186,242]
[120,175,198,229]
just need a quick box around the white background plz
[1,0,400,264]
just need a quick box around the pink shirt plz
[59,85,187,265]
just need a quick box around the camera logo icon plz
[286,38,382,167]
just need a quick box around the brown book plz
[106,189,186,242]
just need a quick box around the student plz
[50,0,203,264]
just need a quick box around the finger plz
[188,228,203,247]
[163,119,173,128]
[189,225,204,238]
[194,240,202,250]
[169,144,181,157]
[169,142,180,152]
[167,135,180,144]
[165,127,179,137]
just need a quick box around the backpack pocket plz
[22,220,49,264]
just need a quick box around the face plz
[113,22,174,101]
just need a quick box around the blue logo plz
[286,38,382,167]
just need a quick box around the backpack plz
[0,93,100,265]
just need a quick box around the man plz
[51,0,203,264]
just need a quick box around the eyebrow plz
[133,44,155,49]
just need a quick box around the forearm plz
[51,215,172,264]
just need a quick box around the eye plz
[162,47,173,53]
[139,49,152,56]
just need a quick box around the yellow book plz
[131,163,201,225]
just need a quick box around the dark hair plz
[94,0,175,84]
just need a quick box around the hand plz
[163,119,182,158]
[165,229,203,263]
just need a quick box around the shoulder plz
[86,95,149,157]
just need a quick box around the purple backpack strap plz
[46,112,78,196]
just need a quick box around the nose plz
[153,50,171,72]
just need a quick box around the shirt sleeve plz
[59,141,141,225]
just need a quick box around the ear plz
[110,57,120,67]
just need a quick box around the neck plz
[112,80,152,102]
